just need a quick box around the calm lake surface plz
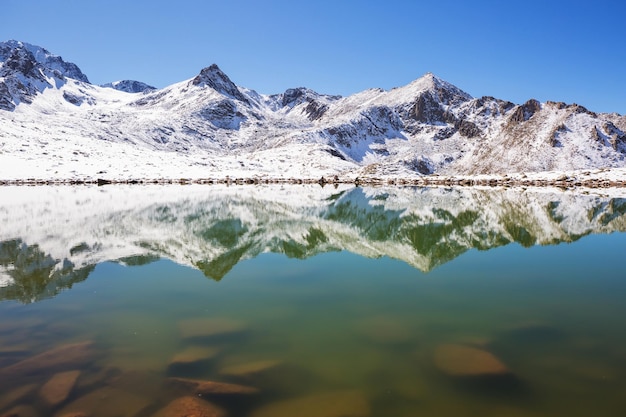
[1,184,625,417]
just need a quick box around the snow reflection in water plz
[0,185,625,416]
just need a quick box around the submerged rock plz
[219,359,283,378]
[74,367,119,392]
[54,386,150,417]
[249,390,370,417]
[170,346,221,366]
[0,384,36,411]
[0,404,38,417]
[0,341,96,378]
[433,344,509,376]
[151,396,225,417]
[178,317,246,339]
[39,370,80,407]
[167,377,259,396]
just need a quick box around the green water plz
[1,185,625,416]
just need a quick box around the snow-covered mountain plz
[1,40,625,180]
[2,185,626,303]
[101,79,156,93]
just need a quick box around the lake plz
[1,184,625,417]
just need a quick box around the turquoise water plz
[1,185,625,416]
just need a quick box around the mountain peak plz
[191,64,248,103]
[405,72,472,104]
[0,40,89,83]
[101,80,156,93]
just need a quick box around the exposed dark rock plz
[0,82,15,111]
[509,98,541,124]
[546,100,568,110]
[1,48,42,80]
[276,87,336,121]
[326,125,357,147]
[523,98,541,115]
[470,96,514,117]
[304,99,328,121]
[571,103,596,116]
[434,126,457,140]
[192,64,250,104]
[592,125,603,143]
[281,87,307,107]
[325,147,346,160]
[63,91,84,106]
[602,121,626,151]
[409,92,456,124]
[405,158,434,174]
[199,99,246,130]
[361,106,402,133]
[0,41,89,83]
[549,123,567,147]
[101,80,156,93]
[455,119,481,137]
[0,42,75,110]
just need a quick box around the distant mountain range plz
[1,40,625,180]
[2,185,626,303]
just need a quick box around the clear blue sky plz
[2,0,625,114]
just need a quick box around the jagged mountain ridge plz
[1,39,626,178]
[101,80,156,93]
[2,185,626,303]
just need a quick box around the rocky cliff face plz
[0,40,89,110]
[1,40,625,178]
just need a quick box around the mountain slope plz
[1,40,625,180]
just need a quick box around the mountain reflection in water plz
[1,184,626,303]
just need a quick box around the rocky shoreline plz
[1,173,626,188]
